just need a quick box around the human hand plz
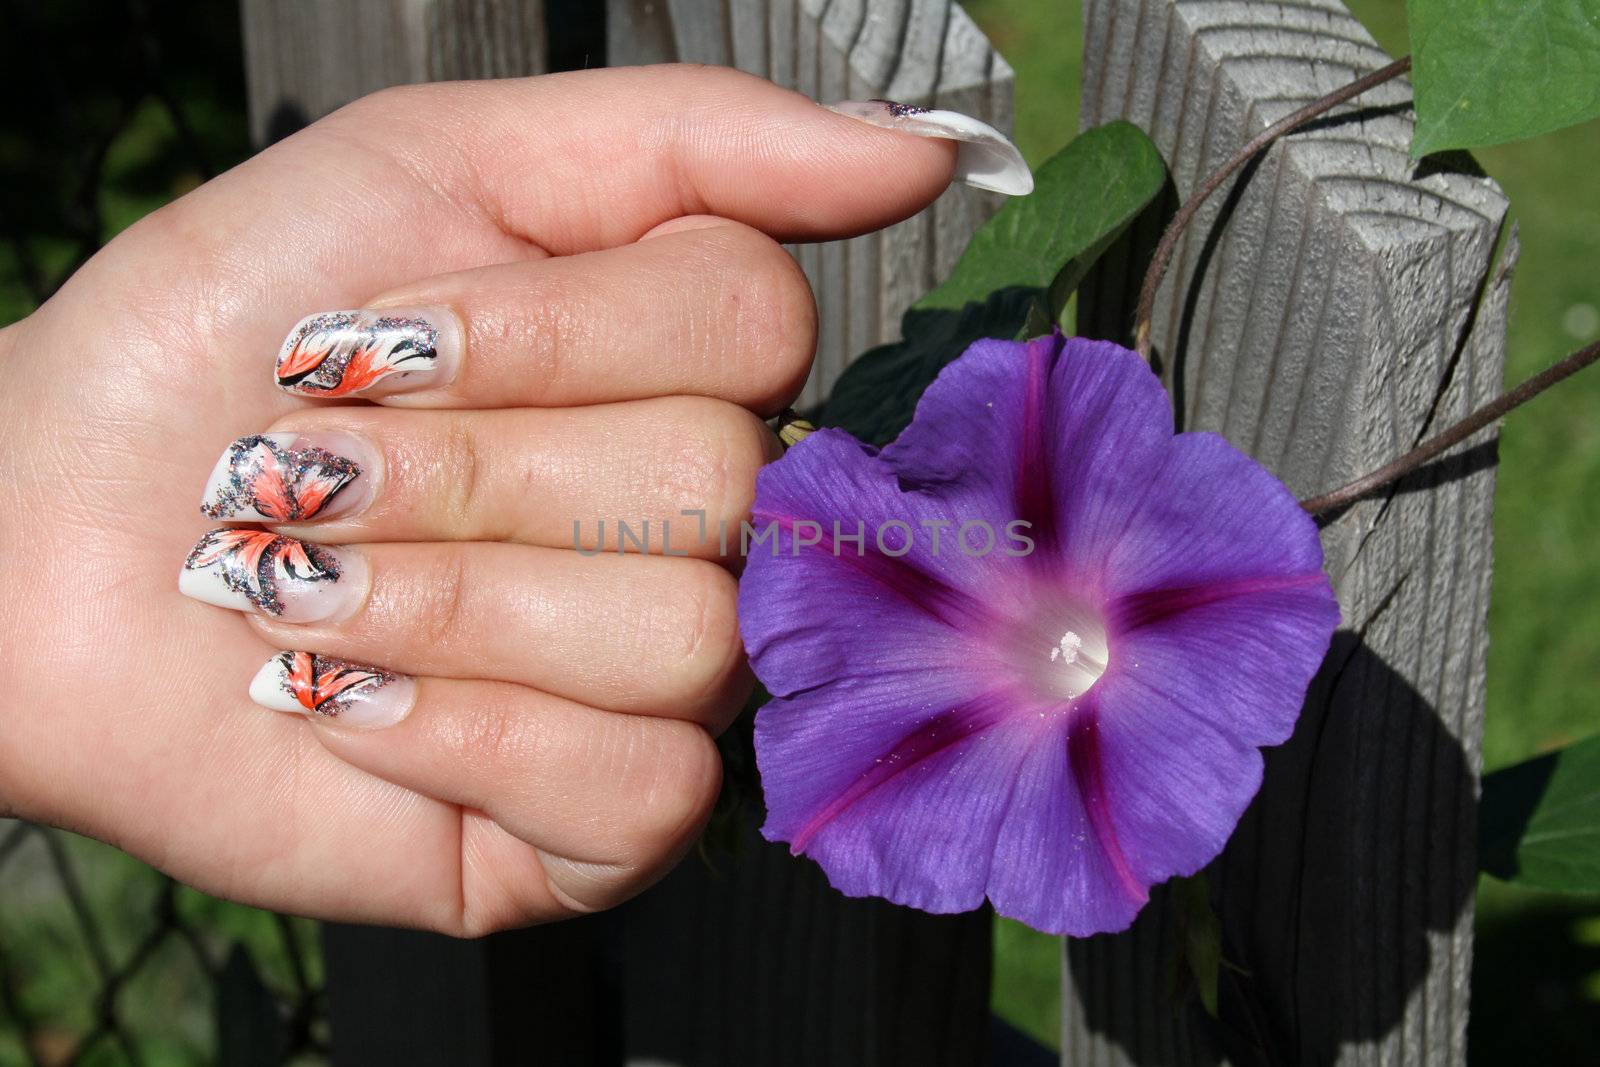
[0,65,1004,933]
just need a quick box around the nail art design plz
[823,99,1034,196]
[180,528,364,622]
[275,308,457,398]
[250,651,416,727]
[201,433,368,522]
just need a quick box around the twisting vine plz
[1131,56,1413,361]
[1129,54,1600,516]
[1301,339,1600,514]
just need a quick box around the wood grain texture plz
[1070,1,1511,1064]
[245,6,1008,1063]
[621,815,993,1067]
[601,4,1014,1057]
[240,0,548,145]
[608,0,1016,408]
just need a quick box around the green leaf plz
[915,120,1167,315]
[1408,0,1600,157]
[1170,874,1223,1019]
[823,121,1166,445]
[1480,733,1600,892]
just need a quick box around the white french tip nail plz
[824,99,1034,196]
[249,650,416,728]
[248,657,307,714]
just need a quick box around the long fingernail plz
[250,650,415,728]
[275,307,460,398]
[823,100,1033,196]
[179,529,367,622]
[201,432,378,523]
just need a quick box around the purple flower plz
[739,332,1339,936]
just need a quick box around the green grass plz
[964,0,1600,1055]
[0,826,323,1066]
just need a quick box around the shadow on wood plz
[1072,3,1509,1062]
[322,916,621,1065]
[620,815,993,1067]
[1063,635,1476,1064]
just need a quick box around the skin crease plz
[0,65,957,935]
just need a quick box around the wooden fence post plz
[240,3,1012,1063]
[241,0,555,145]
[604,7,1010,1062]
[1069,1,1512,1063]
[606,0,1016,408]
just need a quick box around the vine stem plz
[1300,339,1600,514]
[1132,55,1413,360]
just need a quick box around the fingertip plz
[749,100,962,240]
[821,99,1033,196]
[383,65,997,251]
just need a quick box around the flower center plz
[999,596,1109,702]
[1045,617,1109,698]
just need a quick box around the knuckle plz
[654,62,771,103]
[411,548,473,650]
[720,231,817,408]
[457,690,529,783]
[666,560,745,704]
[631,721,722,851]
[335,82,437,128]
[659,399,771,533]
[435,418,486,530]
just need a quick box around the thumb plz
[319,63,1027,254]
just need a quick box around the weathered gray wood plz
[620,812,993,1067]
[608,0,1016,408]
[1070,1,1511,1064]
[241,0,549,144]
[242,4,1008,1063]
[599,5,1011,1059]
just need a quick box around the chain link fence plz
[1,2,328,1063]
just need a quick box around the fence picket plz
[1068,2,1508,1063]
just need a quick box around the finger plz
[321,64,964,253]
[197,398,780,559]
[142,65,969,356]
[270,217,817,410]
[110,66,1025,416]
[178,532,750,729]
[246,651,721,917]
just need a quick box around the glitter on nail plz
[202,434,361,522]
[273,651,395,717]
[276,311,442,398]
[183,528,340,616]
[871,98,933,118]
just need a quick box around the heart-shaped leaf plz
[824,120,1167,445]
[1480,732,1600,892]
[1409,0,1600,157]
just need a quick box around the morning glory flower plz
[739,331,1339,936]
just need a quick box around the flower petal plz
[743,428,1033,912]
[756,685,1034,914]
[987,701,1152,936]
[1080,431,1338,892]
[761,683,1167,934]
[742,428,1016,700]
[1076,664,1275,894]
[744,332,1340,937]
[882,333,1176,572]
[1101,431,1333,604]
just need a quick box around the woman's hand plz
[0,65,961,933]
